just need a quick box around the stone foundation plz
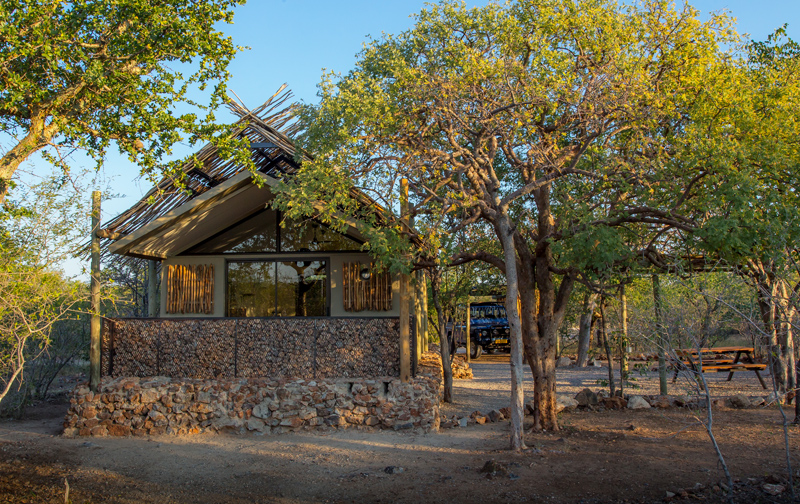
[64,375,439,437]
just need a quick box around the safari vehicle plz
[448,302,510,359]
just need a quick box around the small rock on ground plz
[627,396,651,409]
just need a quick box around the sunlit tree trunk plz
[600,298,616,397]
[497,215,526,450]
[523,186,575,432]
[429,270,453,403]
[619,285,629,396]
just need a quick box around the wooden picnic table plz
[672,346,768,389]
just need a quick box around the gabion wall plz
[102,317,402,379]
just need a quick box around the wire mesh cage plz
[102,317,403,380]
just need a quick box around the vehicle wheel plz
[470,344,482,360]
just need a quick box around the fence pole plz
[90,191,102,392]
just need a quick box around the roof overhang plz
[108,172,367,260]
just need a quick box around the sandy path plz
[441,352,773,418]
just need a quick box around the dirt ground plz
[1,357,797,504]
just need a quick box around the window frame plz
[225,257,331,317]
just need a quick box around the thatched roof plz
[98,86,420,260]
[100,85,305,240]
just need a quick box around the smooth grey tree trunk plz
[498,215,526,451]
[577,293,597,367]
[430,270,453,403]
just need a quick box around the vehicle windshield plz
[470,305,507,319]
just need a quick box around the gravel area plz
[441,352,773,418]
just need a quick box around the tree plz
[103,256,153,318]
[0,174,89,407]
[278,0,735,447]
[576,290,598,367]
[0,0,247,202]
[681,30,800,396]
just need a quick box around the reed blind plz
[342,262,392,312]
[166,264,215,314]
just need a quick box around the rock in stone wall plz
[64,374,439,437]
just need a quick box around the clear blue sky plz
[16,0,798,275]
[224,0,800,112]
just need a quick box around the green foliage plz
[276,0,742,283]
[0,0,249,194]
[675,29,800,269]
[0,174,90,407]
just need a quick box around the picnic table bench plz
[672,346,767,389]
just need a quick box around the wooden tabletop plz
[677,346,754,354]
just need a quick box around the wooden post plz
[148,260,158,317]
[399,179,411,382]
[421,272,428,351]
[414,270,425,362]
[90,191,101,392]
[652,274,668,395]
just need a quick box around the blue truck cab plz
[448,302,510,359]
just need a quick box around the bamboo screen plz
[166,264,215,314]
[342,262,392,312]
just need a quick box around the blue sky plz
[102,0,800,209]
[12,0,799,275]
[225,0,800,111]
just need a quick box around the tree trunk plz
[497,215,526,451]
[516,252,542,431]
[515,186,575,433]
[756,274,793,396]
[652,274,668,395]
[795,363,800,423]
[534,312,559,430]
[430,270,453,403]
[619,285,629,396]
[777,281,796,400]
[600,299,616,397]
[0,116,60,203]
[577,293,597,367]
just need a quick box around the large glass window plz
[187,208,362,254]
[281,217,364,252]
[227,260,327,317]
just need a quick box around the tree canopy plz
[275,0,747,447]
[0,0,246,201]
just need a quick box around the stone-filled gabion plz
[102,318,402,380]
[63,375,440,437]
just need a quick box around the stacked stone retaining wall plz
[64,375,439,437]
